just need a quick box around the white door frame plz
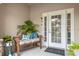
[41,8,74,49]
[65,8,74,43]
[65,8,74,55]
[41,13,49,47]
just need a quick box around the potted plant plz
[3,35,13,56]
[3,35,12,46]
[67,42,79,56]
[17,20,39,39]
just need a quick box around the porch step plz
[45,47,65,56]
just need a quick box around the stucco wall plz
[74,7,79,42]
[0,4,30,37]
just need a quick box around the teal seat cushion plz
[22,32,38,40]
[22,34,30,40]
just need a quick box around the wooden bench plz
[14,35,42,56]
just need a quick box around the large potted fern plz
[17,20,39,39]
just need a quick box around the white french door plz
[42,8,74,50]
[48,10,67,49]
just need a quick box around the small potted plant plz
[3,35,13,56]
[67,42,79,56]
[3,35,12,47]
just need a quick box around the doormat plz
[45,47,65,56]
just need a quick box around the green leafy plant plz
[67,42,79,56]
[3,35,12,43]
[17,20,39,35]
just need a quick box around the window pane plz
[67,13,71,44]
[51,15,61,43]
[44,17,47,41]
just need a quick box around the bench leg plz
[16,43,20,56]
[40,42,42,49]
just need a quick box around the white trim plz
[64,8,74,55]
[65,8,74,43]
[41,13,49,47]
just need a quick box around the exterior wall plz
[30,3,79,42]
[0,4,30,37]
[74,7,79,42]
[0,4,4,38]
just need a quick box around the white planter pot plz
[6,42,12,47]
[6,43,10,47]
[74,50,79,56]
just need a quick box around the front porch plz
[0,3,79,56]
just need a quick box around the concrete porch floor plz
[20,47,61,56]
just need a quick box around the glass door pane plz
[51,15,61,43]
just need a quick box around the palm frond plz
[17,20,39,35]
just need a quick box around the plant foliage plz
[67,42,79,56]
[3,35,12,43]
[17,20,38,35]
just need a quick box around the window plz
[44,17,47,41]
[67,13,71,44]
